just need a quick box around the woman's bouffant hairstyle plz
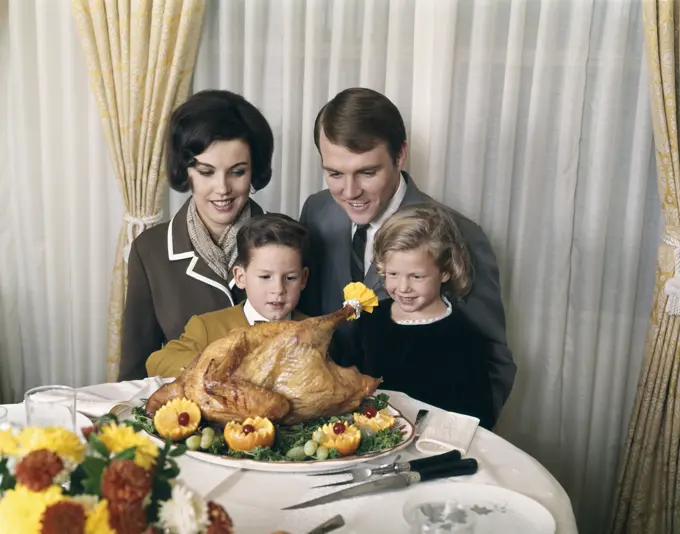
[373,203,473,299]
[165,90,274,193]
[235,214,309,269]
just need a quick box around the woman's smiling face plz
[189,139,252,240]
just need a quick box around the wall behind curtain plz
[176,1,661,533]
[0,0,123,401]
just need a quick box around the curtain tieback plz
[123,212,163,263]
[662,229,680,315]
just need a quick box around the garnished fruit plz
[304,440,318,456]
[178,412,190,426]
[318,422,361,456]
[315,445,329,460]
[186,435,201,451]
[200,432,213,450]
[359,425,376,441]
[363,406,378,419]
[285,446,306,461]
[353,409,395,432]
[223,417,275,452]
[154,398,201,441]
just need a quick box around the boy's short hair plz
[235,214,309,268]
[373,203,473,299]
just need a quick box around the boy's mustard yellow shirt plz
[146,303,308,378]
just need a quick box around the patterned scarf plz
[186,197,252,282]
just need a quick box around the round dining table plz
[1,378,578,534]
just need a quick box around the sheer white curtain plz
[0,0,123,401]
[183,1,660,532]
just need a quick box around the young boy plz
[146,214,309,378]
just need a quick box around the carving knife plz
[283,458,478,510]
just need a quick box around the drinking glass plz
[0,406,7,429]
[403,500,478,534]
[24,385,76,432]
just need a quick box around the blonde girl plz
[351,203,495,429]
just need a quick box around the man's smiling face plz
[319,129,406,225]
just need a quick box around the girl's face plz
[188,139,252,241]
[383,246,450,317]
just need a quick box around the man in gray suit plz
[299,88,515,418]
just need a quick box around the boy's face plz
[233,245,308,321]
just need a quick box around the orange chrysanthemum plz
[41,500,86,534]
[107,500,148,534]
[14,449,64,492]
[205,501,234,534]
[100,460,151,504]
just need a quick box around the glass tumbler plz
[403,500,478,534]
[24,385,76,432]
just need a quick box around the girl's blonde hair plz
[373,203,473,299]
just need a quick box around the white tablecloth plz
[2,379,578,533]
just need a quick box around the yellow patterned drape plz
[610,1,680,532]
[71,0,205,381]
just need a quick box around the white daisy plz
[158,483,209,534]
[54,456,78,486]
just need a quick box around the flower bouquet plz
[0,416,239,534]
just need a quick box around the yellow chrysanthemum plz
[98,424,159,470]
[0,428,18,456]
[85,499,116,534]
[343,282,379,319]
[0,484,63,533]
[16,427,85,464]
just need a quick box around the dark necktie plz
[351,224,369,282]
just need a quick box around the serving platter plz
[144,403,415,474]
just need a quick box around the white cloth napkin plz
[415,410,479,456]
[27,377,165,419]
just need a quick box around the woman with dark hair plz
[119,90,274,381]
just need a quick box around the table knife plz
[284,458,478,510]
[311,449,462,488]
[414,408,429,437]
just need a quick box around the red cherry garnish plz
[177,412,190,426]
[242,424,256,435]
[363,406,378,419]
[333,422,346,435]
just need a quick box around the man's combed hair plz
[235,214,309,268]
[373,203,473,299]
[165,89,274,193]
[313,87,407,164]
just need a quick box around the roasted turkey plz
[145,304,382,425]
